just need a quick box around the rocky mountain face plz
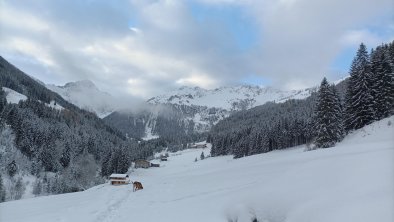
[46,80,115,118]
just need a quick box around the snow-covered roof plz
[110,179,130,182]
[109,174,129,178]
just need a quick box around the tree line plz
[0,57,159,201]
[314,42,393,148]
[208,41,393,157]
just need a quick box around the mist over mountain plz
[46,80,116,118]
[48,79,316,141]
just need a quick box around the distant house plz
[134,160,150,168]
[109,174,130,185]
[160,154,168,161]
[188,143,207,148]
[150,163,160,167]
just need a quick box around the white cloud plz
[340,29,391,47]
[0,0,392,99]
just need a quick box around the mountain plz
[104,85,315,141]
[2,116,393,222]
[147,85,314,111]
[44,76,316,141]
[0,56,153,202]
[46,80,115,118]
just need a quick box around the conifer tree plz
[314,78,341,148]
[0,174,6,202]
[371,45,394,119]
[200,151,205,160]
[344,43,374,131]
[331,85,345,141]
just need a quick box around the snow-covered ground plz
[2,87,27,104]
[1,117,393,222]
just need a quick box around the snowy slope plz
[148,85,314,111]
[2,87,64,111]
[46,80,115,118]
[2,87,27,104]
[2,117,392,222]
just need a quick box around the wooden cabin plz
[134,160,151,168]
[109,174,130,185]
[150,163,160,167]
[188,143,207,148]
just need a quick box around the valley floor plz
[1,117,393,222]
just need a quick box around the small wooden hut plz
[109,174,130,185]
[134,160,151,168]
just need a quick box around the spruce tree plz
[371,45,394,119]
[344,43,375,131]
[331,85,345,141]
[0,174,6,202]
[314,78,340,148]
[200,151,205,160]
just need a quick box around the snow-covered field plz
[1,117,393,222]
[2,87,27,104]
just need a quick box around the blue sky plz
[0,0,393,97]
[188,1,260,52]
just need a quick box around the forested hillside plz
[104,104,222,146]
[0,57,157,202]
[208,41,394,158]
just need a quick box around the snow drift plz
[1,116,393,222]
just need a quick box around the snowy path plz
[1,116,393,222]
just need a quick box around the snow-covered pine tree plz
[7,160,18,177]
[59,143,71,168]
[344,43,375,131]
[200,151,205,160]
[32,179,42,196]
[371,45,394,119]
[14,177,25,200]
[331,85,345,142]
[0,174,6,202]
[314,78,340,148]
[0,88,6,114]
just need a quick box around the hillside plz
[48,79,315,141]
[1,116,392,222]
[104,85,316,141]
[46,80,116,118]
[0,56,150,201]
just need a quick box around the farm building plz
[150,163,160,167]
[188,143,207,148]
[134,160,151,168]
[109,174,130,185]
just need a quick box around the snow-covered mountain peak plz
[46,80,115,118]
[61,80,98,91]
[148,84,313,111]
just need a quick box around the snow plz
[2,88,63,111]
[46,100,64,111]
[1,116,393,222]
[46,80,115,118]
[109,174,129,178]
[2,87,27,104]
[141,116,159,141]
[148,85,315,110]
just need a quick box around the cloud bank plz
[0,0,393,98]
